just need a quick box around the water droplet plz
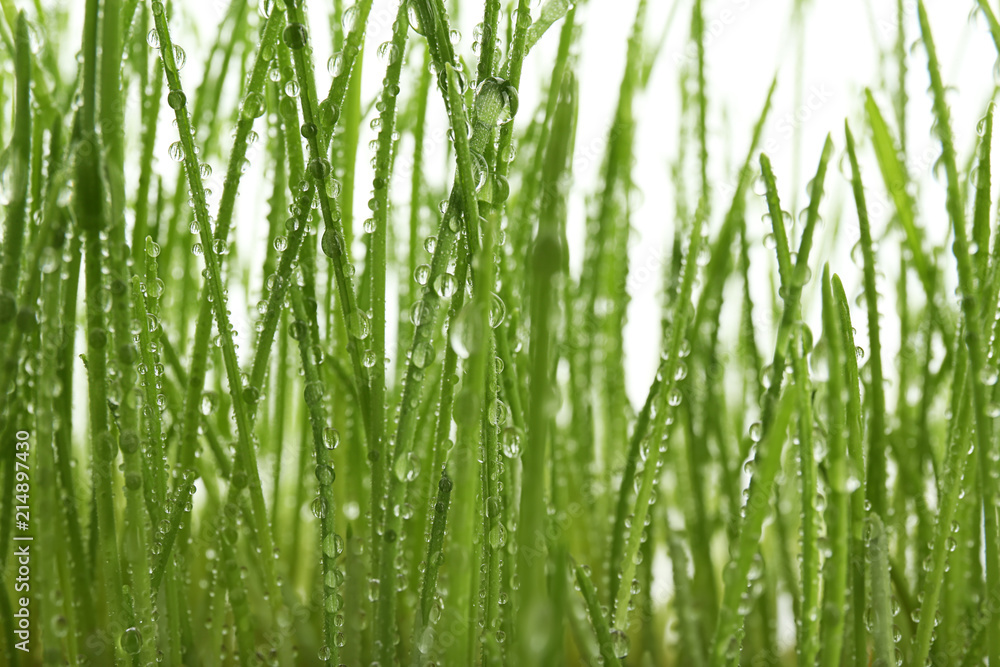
[305,381,325,406]
[348,310,371,340]
[120,627,143,655]
[167,90,186,110]
[476,77,519,126]
[327,53,345,78]
[434,272,456,298]
[489,293,506,328]
[308,158,331,180]
[410,301,430,327]
[323,428,340,450]
[411,341,435,369]
[501,427,522,458]
[323,532,345,557]
[318,100,340,127]
[172,45,186,71]
[489,399,509,426]
[283,23,308,49]
[488,523,506,548]
[290,320,308,341]
[200,392,217,416]
[609,628,630,658]
[408,4,427,36]
[51,615,69,638]
[168,141,184,162]
[414,264,431,285]
[311,497,327,518]
[315,464,335,485]
[394,452,419,482]
[667,387,682,407]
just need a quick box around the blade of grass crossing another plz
[917,5,1000,663]
[146,0,286,634]
[288,283,342,665]
[612,193,708,630]
[283,0,373,441]
[711,390,798,666]
[912,334,972,665]
[710,138,833,666]
[361,0,410,595]
[575,560,623,667]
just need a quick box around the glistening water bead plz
[120,627,143,655]
[309,158,331,180]
[323,427,340,450]
[167,90,186,110]
[242,91,266,119]
[283,23,308,50]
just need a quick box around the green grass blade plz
[0,10,30,341]
[711,389,797,666]
[863,90,934,295]
[574,560,623,667]
[868,513,896,666]
[832,273,869,667]
[613,192,707,630]
[283,0,373,437]
[819,265,849,667]
[791,322,819,665]
[844,120,889,520]
[912,333,972,665]
[288,283,342,665]
[917,4,1000,662]
[710,137,832,665]
[973,103,994,288]
[517,65,575,664]
[411,469,453,665]
[147,0,286,634]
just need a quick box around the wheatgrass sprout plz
[4,0,1000,665]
